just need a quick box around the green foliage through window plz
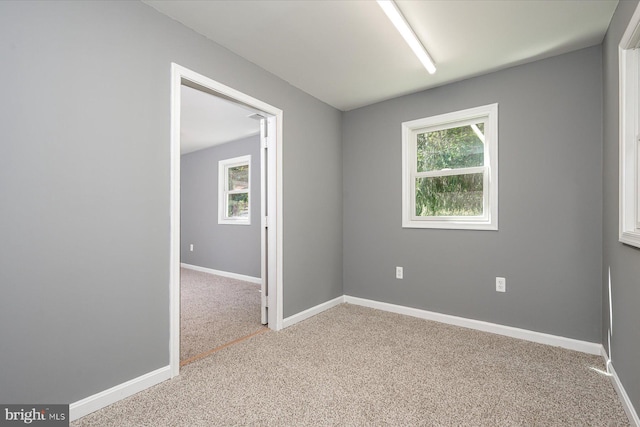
[228,165,249,191]
[402,103,497,229]
[228,192,249,218]
[416,174,483,217]
[417,123,484,172]
[415,122,485,217]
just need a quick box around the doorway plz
[169,64,283,377]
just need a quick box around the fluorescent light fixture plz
[377,0,436,74]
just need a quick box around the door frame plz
[169,63,283,377]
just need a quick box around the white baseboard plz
[344,295,602,355]
[70,296,633,424]
[282,296,344,329]
[601,347,640,426]
[70,365,171,421]
[181,263,261,284]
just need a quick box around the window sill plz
[403,218,497,231]
[218,219,251,226]
[619,231,640,249]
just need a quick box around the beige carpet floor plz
[180,268,264,362]
[74,304,629,426]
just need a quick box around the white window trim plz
[619,3,640,249]
[218,155,251,225]
[402,103,498,230]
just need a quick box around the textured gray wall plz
[343,47,603,342]
[181,136,261,278]
[0,1,343,404]
[602,0,640,413]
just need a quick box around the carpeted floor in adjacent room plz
[73,303,629,426]
[180,267,264,362]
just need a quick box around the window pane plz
[415,173,483,217]
[228,193,249,218]
[228,165,249,190]
[417,123,484,172]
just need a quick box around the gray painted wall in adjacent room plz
[181,136,261,278]
[602,0,640,413]
[0,0,343,404]
[343,47,603,342]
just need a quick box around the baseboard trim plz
[70,296,627,423]
[344,296,602,355]
[282,296,345,329]
[69,365,171,421]
[601,347,640,426]
[181,263,261,284]
[610,362,640,427]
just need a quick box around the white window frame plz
[218,155,251,225]
[619,3,640,249]
[402,103,498,230]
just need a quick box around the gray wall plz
[0,0,343,404]
[602,0,640,412]
[4,0,631,414]
[343,46,603,342]
[181,135,261,278]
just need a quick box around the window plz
[619,4,640,248]
[402,104,498,230]
[218,155,251,225]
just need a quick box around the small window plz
[218,155,251,225]
[402,104,498,230]
[619,5,640,248]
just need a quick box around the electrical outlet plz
[496,277,506,292]
[189,244,194,252]
[396,266,403,279]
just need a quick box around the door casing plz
[169,63,283,377]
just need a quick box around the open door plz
[260,116,276,324]
[171,63,283,376]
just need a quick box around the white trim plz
[619,2,640,249]
[169,64,182,378]
[260,118,268,324]
[282,296,345,329]
[344,296,601,355]
[170,63,284,381]
[600,342,609,362]
[402,103,498,230]
[69,366,171,421]
[610,362,640,427]
[601,347,640,426]
[181,263,261,284]
[70,304,631,424]
[265,115,281,330]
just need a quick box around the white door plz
[260,116,276,324]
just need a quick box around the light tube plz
[377,0,436,74]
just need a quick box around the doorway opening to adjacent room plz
[169,64,283,376]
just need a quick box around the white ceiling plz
[145,0,618,112]
[180,85,260,154]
